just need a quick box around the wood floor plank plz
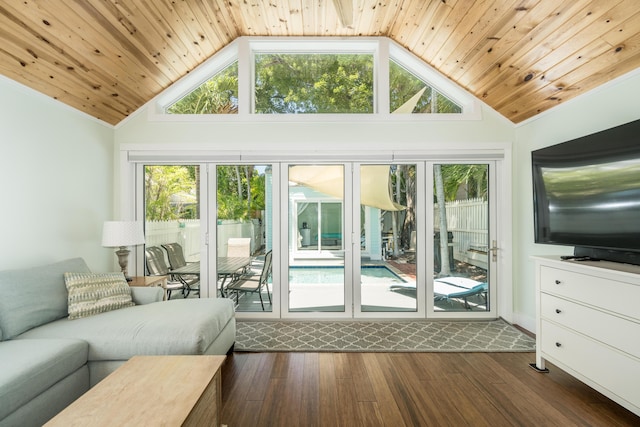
[318,352,340,426]
[391,353,500,426]
[357,401,385,426]
[376,353,436,425]
[488,353,640,427]
[299,353,320,426]
[345,352,377,402]
[263,353,307,425]
[220,352,262,423]
[360,353,408,426]
[460,353,588,426]
[219,352,640,426]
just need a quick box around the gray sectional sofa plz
[0,258,236,427]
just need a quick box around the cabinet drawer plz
[541,293,640,357]
[540,266,640,320]
[541,320,640,409]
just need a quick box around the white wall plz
[116,105,513,148]
[513,69,640,332]
[0,76,114,272]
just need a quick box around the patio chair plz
[227,237,251,257]
[226,250,272,310]
[227,237,252,273]
[161,242,200,297]
[145,246,185,300]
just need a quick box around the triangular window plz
[389,59,461,114]
[167,61,238,114]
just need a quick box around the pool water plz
[289,266,406,284]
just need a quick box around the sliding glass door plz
[428,163,496,317]
[143,165,201,299]
[287,165,347,314]
[135,158,500,320]
[356,164,421,315]
[216,164,273,312]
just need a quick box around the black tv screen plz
[532,119,640,259]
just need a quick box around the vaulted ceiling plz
[1,1,639,126]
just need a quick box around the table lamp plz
[101,221,145,281]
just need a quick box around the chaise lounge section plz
[0,258,235,426]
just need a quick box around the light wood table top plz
[45,355,225,426]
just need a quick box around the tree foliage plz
[254,53,374,114]
[438,164,488,201]
[217,165,266,220]
[145,166,198,221]
[167,62,239,114]
[166,53,461,115]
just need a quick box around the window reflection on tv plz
[532,118,640,254]
[540,160,640,246]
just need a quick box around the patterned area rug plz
[235,319,535,352]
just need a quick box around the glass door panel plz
[216,165,272,312]
[432,164,490,313]
[288,165,345,313]
[143,165,200,299]
[359,164,418,312]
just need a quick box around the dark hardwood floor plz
[220,351,639,426]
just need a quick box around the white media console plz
[532,256,640,416]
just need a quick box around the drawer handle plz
[555,309,562,314]
[555,342,562,348]
[555,280,561,285]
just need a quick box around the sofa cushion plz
[64,272,135,320]
[0,338,89,420]
[0,258,90,340]
[17,298,235,361]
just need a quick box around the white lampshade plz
[101,221,145,248]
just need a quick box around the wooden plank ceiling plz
[1,0,639,125]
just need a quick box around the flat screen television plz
[531,118,640,266]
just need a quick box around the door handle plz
[490,240,499,262]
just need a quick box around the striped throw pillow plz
[64,272,134,320]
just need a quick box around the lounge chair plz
[433,277,488,310]
[390,276,488,310]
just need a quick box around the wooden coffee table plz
[45,355,225,426]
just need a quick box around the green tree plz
[167,54,460,116]
[145,166,198,221]
[254,53,374,113]
[217,165,266,220]
[167,62,238,114]
[439,164,488,201]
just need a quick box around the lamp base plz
[114,247,131,279]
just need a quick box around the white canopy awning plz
[289,165,405,211]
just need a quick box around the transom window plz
[156,37,477,120]
[254,53,374,114]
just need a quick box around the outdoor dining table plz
[216,257,251,297]
[169,261,200,276]
[168,258,251,297]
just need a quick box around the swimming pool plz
[289,266,406,284]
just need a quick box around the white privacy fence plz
[147,200,487,267]
[145,219,263,261]
[434,198,488,269]
[145,220,202,261]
